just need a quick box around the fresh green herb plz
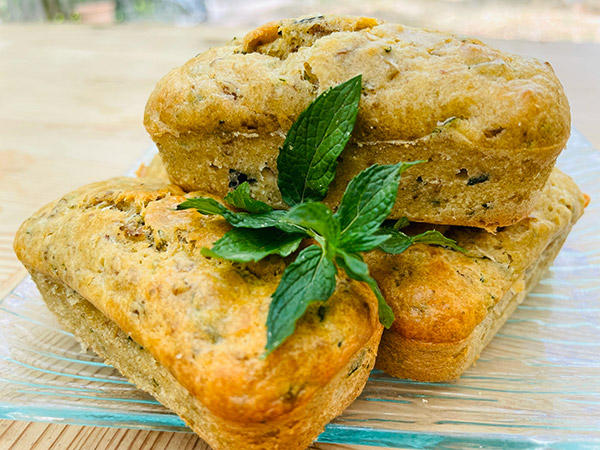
[285,202,340,258]
[262,162,426,351]
[378,228,465,254]
[412,230,464,250]
[201,228,304,263]
[179,76,463,354]
[277,75,362,206]
[265,245,337,353]
[335,162,422,252]
[224,182,272,214]
[376,228,413,254]
[393,217,410,230]
[177,197,297,233]
[334,250,394,327]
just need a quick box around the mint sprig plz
[177,197,297,233]
[277,75,362,206]
[179,76,463,354]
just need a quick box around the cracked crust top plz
[143,15,570,229]
[145,15,569,150]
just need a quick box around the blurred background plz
[1,0,599,42]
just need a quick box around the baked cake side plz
[368,169,586,381]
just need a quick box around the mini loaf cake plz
[144,15,570,230]
[367,168,587,381]
[14,177,383,450]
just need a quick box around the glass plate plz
[1,130,599,449]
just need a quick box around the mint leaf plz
[177,197,229,215]
[286,202,340,257]
[336,162,422,249]
[203,228,303,263]
[277,75,362,206]
[335,250,394,327]
[265,245,337,353]
[412,230,465,252]
[224,182,272,214]
[177,197,298,233]
[393,217,410,230]
[338,233,391,253]
[226,211,294,231]
[377,228,464,254]
[376,228,413,254]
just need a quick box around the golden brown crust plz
[32,271,381,450]
[144,14,570,229]
[368,169,586,380]
[374,226,571,382]
[14,177,382,424]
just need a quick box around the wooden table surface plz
[0,23,598,450]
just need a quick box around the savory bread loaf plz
[14,177,383,450]
[144,15,570,230]
[368,168,587,381]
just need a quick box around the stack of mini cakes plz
[143,15,586,381]
[15,15,586,450]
